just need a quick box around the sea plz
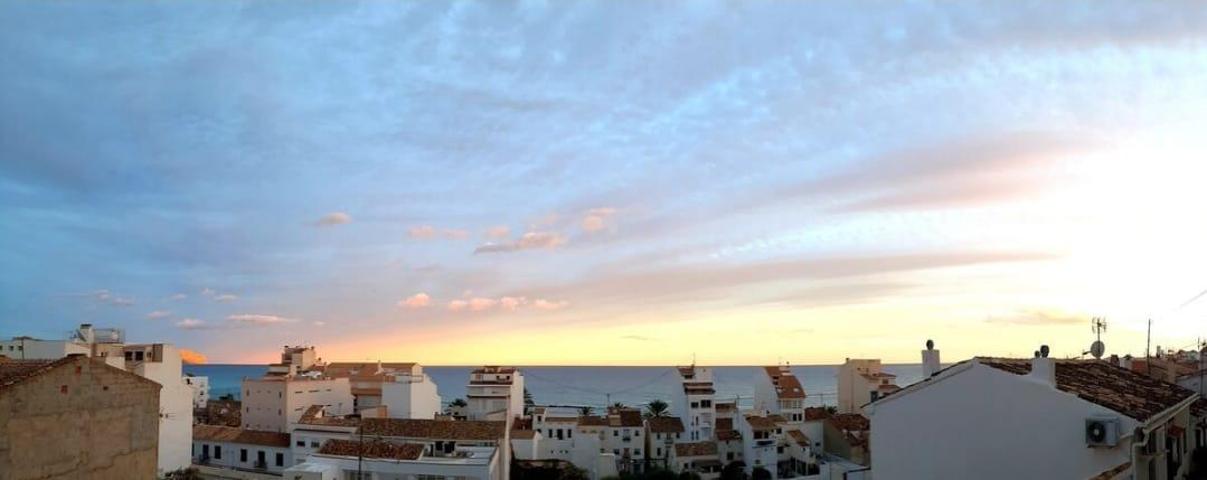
[184,364,926,410]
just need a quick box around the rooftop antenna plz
[1087,317,1107,359]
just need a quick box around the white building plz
[192,424,293,474]
[242,375,353,433]
[467,366,525,422]
[866,354,1200,480]
[184,374,209,408]
[0,335,90,359]
[836,359,900,414]
[318,361,440,419]
[735,413,820,479]
[753,366,807,424]
[646,416,685,468]
[285,441,502,480]
[673,366,716,441]
[671,441,722,479]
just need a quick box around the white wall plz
[868,362,1140,480]
[0,339,89,359]
[382,374,441,419]
[293,448,500,480]
[185,376,210,408]
[193,440,293,474]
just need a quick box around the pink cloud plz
[146,310,171,320]
[316,212,352,226]
[447,300,469,312]
[410,225,469,240]
[533,299,570,311]
[486,225,511,239]
[469,297,499,311]
[581,207,617,233]
[176,318,206,330]
[399,293,431,308]
[474,231,567,254]
[499,296,527,310]
[409,225,437,239]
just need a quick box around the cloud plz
[469,297,498,311]
[146,310,171,320]
[89,289,134,307]
[533,299,570,311]
[169,293,187,301]
[201,288,215,297]
[986,309,1088,326]
[399,293,432,308]
[316,212,352,226]
[410,225,468,240]
[474,232,567,254]
[447,300,469,312]
[499,296,527,310]
[486,225,511,239]
[176,318,207,330]
[214,294,238,303]
[312,320,327,327]
[581,207,617,233]
[227,314,297,326]
[179,348,208,364]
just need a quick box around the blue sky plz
[3,1,1207,364]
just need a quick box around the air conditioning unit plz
[1085,416,1120,447]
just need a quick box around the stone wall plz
[0,356,161,480]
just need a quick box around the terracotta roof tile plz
[298,405,361,428]
[674,441,718,457]
[804,407,829,421]
[318,439,424,460]
[715,402,736,412]
[608,408,644,427]
[787,429,812,447]
[578,416,608,427]
[511,429,538,439]
[828,413,869,432]
[715,417,733,432]
[763,366,806,399]
[647,416,685,433]
[193,425,291,448]
[359,418,505,441]
[744,414,779,431]
[980,359,1197,422]
[0,358,62,390]
[716,429,742,441]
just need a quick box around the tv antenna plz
[1087,317,1107,359]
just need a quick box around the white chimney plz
[922,339,941,378]
[1029,345,1056,388]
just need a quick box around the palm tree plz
[578,405,594,416]
[451,398,468,407]
[611,402,627,410]
[645,399,669,418]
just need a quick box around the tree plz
[751,467,771,480]
[451,398,468,407]
[524,388,535,415]
[645,399,669,418]
[611,402,627,410]
[720,462,747,480]
[578,405,594,416]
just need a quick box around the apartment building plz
[646,416,685,467]
[753,365,807,424]
[241,375,352,432]
[0,355,161,480]
[836,359,899,414]
[184,374,209,408]
[318,361,440,418]
[467,366,525,421]
[673,365,716,441]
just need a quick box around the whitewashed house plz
[754,365,807,424]
[673,366,717,441]
[192,425,293,474]
[646,416,685,468]
[865,353,1200,480]
[317,361,441,418]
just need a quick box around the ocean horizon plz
[184,363,929,410]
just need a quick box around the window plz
[214,446,221,459]
[701,400,711,408]
[727,452,734,461]
[690,402,699,409]
[296,440,305,447]
[275,452,284,467]
[635,430,640,437]
[613,430,618,437]
[310,441,320,448]
[635,449,641,456]
[202,445,210,458]
[241,449,248,462]
[656,448,662,457]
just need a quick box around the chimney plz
[1121,354,1133,370]
[1029,345,1056,388]
[921,339,941,378]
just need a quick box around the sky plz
[3,1,1207,365]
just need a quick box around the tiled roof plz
[647,416,685,433]
[715,417,733,432]
[608,408,644,427]
[1088,460,1131,480]
[763,366,806,399]
[511,429,538,439]
[980,359,1197,422]
[318,439,424,460]
[320,362,417,380]
[744,414,779,431]
[193,425,291,447]
[827,413,869,432]
[716,429,741,441]
[298,405,361,428]
[578,416,608,427]
[473,366,517,374]
[714,402,736,412]
[804,407,829,421]
[787,429,812,447]
[1190,398,1207,418]
[359,418,506,441]
[0,358,62,390]
[674,441,718,457]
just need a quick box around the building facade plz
[836,359,900,414]
[673,366,716,441]
[467,366,525,422]
[192,424,293,474]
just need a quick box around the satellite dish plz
[1090,340,1105,359]
[925,339,934,350]
[1040,345,1050,358]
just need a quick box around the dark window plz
[257,450,266,466]
[241,449,248,462]
[613,430,618,437]
[690,402,699,408]
[202,445,210,458]
[296,441,305,447]
[215,446,222,459]
[275,453,284,467]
